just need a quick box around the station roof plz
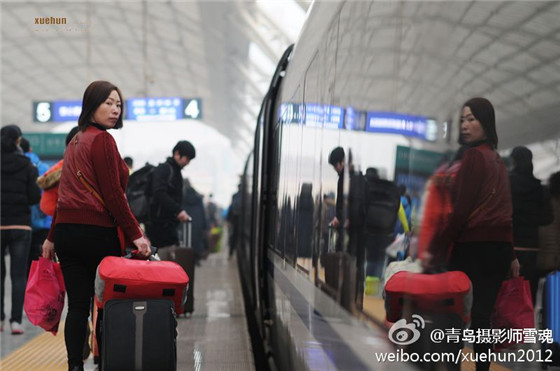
[2,1,559,157]
[1,0,308,156]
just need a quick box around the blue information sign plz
[53,100,82,122]
[126,97,184,121]
[344,106,366,131]
[33,100,82,122]
[366,112,429,139]
[278,102,343,129]
[35,97,203,123]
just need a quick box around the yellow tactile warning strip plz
[0,322,67,371]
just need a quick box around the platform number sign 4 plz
[183,98,202,120]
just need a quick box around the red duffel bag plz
[95,256,189,314]
[384,270,472,324]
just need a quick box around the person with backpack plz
[538,171,560,274]
[145,140,196,260]
[362,167,401,280]
[20,138,52,274]
[509,146,553,301]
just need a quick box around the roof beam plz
[230,9,281,64]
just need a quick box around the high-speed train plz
[235,2,560,370]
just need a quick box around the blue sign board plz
[53,100,82,122]
[278,103,438,141]
[278,103,343,129]
[33,100,82,122]
[344,106,366,131]
[366,112,429,139]
[126,97,184,121]
[35,97,202,123]
[279,103,303,124]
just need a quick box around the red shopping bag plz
[24,257,66,335]
[492,277,534,350]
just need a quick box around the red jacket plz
[430,143,514,260]
[47,125,142,244]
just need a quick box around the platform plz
[0,249,255,371]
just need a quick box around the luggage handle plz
[182,218,192,248]
[123,246,159,260]
[327,224,335,253]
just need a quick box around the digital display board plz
[280,104,439,141]
[35,97,202,122]
[366,112,430,140]
[310,103,343,130]
[279,103,303,124]
[33,100,82,123]
[53,100,82,122]
[344,106,366,131]
[126,97,184,121]
[278,102,343,129]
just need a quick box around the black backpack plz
[363,177,401,234]
[126,164,155,223]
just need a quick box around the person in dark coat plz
[1,124,41,334]
[509,146,553,300]
[180,178,208,264]
[226,184,242,259]
[146,141,196,261]
[538,171,560,273]
[296,183,314,258]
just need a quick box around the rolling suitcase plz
[175,220,196,314]
[101,299,177,371]
[384,270,472,324]
[323,227,356,312]
[95,255,189,314]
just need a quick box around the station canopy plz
[1,0,309,156]
[2,1,560,157]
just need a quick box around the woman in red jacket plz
[427,97,520,371]
[42,81,150,371]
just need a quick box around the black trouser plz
[449,241,511,371]
[54,224,120,369]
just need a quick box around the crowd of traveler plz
[0,87,558,371]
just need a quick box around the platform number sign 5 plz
[183,98,202,120]
[33,101,53,123]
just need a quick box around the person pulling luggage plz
[145,140,196,260]
[41,81,151,371]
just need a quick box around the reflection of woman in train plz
[42,81,150,371]
[426,97,519,371]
